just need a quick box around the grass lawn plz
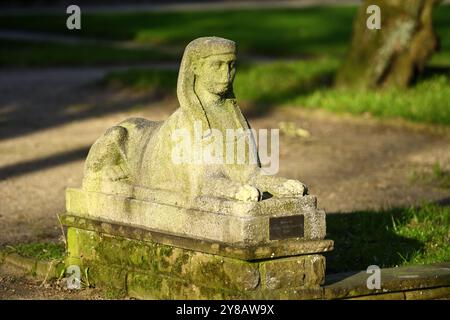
[326,203,450,273]
[103,56,450,125]
[1,5,449,123]
[0,40,175,67]
[1,4,448,61]
[0,7,358,57]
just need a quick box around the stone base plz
[65,226,328,299]
[65,188,326,246]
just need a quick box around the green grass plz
[102,57,450,125]
[102,67,177,91]
[2,5,449,123]
[1,4,449,60]
[411,161,450,189]
[0,7,357,58]
[4,204,448,273]
[326,203,450,273]
[0,40,175,67]
[8,242,66,261]
[294,74,450,125]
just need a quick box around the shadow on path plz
[0,146,89,180]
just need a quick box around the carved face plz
[195,53,236,96]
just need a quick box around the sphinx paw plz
[236,185,260,202]
[278,180,307,196]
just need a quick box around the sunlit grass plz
[326,203,450,273]
[102,57,450,125]
[294,74,450,125]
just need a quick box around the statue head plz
[194,50,236,96]
[177,37,237,129]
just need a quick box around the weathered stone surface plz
[61,213,333,260]
[260,255,325,290]
[89,263,128,298]
[404,287,450,300]
[2,237,447,299]
[35,260,65,280]
[82,37,307,201]
[68,36,327,246]
[262,256,306,290]
[349,292,406,300]
[126,271,248,300]
[0,251,64,281]
[324,263,450,299]
[4,253,36,274]
[66,227,328,298]
[305,254,326,286]
[62,37,334,298]
[348,287,450,300]
[65,188,326,245]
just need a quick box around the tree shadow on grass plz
[325,208,424,275]
[412,64,450,84]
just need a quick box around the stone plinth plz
[60,212,333,299]
[60,37,334,299]
[66,188,326,247]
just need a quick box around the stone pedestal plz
[60,36,334,299]
[61,189,333,299]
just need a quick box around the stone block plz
[260,255,325,290]
[35,260,65,280]
[4,253,36,274]
[60,213,333,261]
[66,188,327,246]
[404,287,450,300]
[189,252,260,291]
[64,227,328,298]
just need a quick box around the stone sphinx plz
[83,37,306,203]
[66,36,328,245]
[62,37,333,299]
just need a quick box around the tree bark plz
[336,0,442,89]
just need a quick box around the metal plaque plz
[269,215,304,240]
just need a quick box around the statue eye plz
[211,61,221,69]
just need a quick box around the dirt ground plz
[0,67,449,299]
[0,263,104,300]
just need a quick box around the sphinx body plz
[83,37,307,204]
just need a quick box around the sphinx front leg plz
[200,177,261,202]
[250,174,307,198]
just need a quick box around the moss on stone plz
[65,227,329,299]
[85,263,128,299]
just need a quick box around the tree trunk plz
[336,0,442,89]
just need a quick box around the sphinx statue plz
[62,37,332,298]
[83,37,307,203]
[65,37,326,246]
